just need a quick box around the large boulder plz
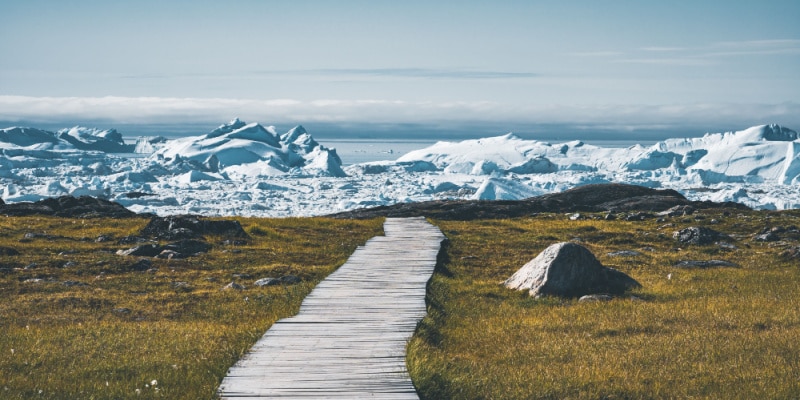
[139,215,249,240]
[504,242,640,298]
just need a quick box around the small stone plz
[579,294,614,302]
[280,275,301,284]
[113,308,132,314]
[607,250,642,257]
[156,250,181,259]
[673,260,738,268]
[223,282,245,291]
[126,258,153,272]
[117,244,161,257]
[569,213,581,221]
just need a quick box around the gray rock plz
[504,242,641,298]
[658,205,695,217]
[162,239,211,256]
[754,231,780,242]
[280,275,301,284]
[223,282,245,291]
[673,226,729,245]
[673,260,738,268]
[126,258,153,271]
[117,244,161,257]
[607,250,642,257]
[579,294,614,302]
[156,250,181,259]
[254,277,278,287]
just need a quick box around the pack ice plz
[0,121,797,216]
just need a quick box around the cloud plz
[1,96,798,134]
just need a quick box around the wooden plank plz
[218,217,444,399]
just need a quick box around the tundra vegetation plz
[408,209,800,399]
[0,215,383,399]
[2,209,799,399]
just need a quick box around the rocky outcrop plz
[504,242,641,298]
[328,183,748,220]
[139,215,249,240]
[0,196,140,218]
[673,226,730,245]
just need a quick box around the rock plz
[139,215,249,240]
[504,242,641,298]
[223,282,245,291]
[62,280,88,287]
[113,307,132,314]
[0,195,140,218]
[117,236,149,245]
[0,247,19,256]
[673,260,738,268]
[126,258,153,271]
[754,231,780,242]
[156,250,181,259]
[254,277,279,287]
[327,183,749,220]
[658,205,695,217]
[280,275,301,284]
[171,281,192,291]
[780,246,800,259]
[607,250,642,257]
[579,294,614,302]
[625,212,654,221]
[254,275,301,286]
[162,239,211,256]
[116,244,161,257]
[569,213,582,221]
[95,235,113,243]
[673,226,730,245]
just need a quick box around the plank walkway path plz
[218,217,444,399]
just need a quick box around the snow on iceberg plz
[152,118,346,177]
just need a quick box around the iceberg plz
[0,122,798,216]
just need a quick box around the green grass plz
[409,210,800,399]
[0,215,383,399]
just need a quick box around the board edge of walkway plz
[218,217,444,399]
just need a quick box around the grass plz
[0,215,383,399]
[408,210,800,399]
[2,210,799,399]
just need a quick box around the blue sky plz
[1,0,799,136]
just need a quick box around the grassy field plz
[2,210,799,399]
[408,210,800,399]
[0,215,383,399]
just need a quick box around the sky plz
[1,0,799,138]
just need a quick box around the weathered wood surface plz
[218,217,444,399]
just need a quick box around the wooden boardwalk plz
[218,217,444,399]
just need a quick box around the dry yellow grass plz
[0,215,383,399]
[409,211,800,399]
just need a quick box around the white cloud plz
[0,95,798,132]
